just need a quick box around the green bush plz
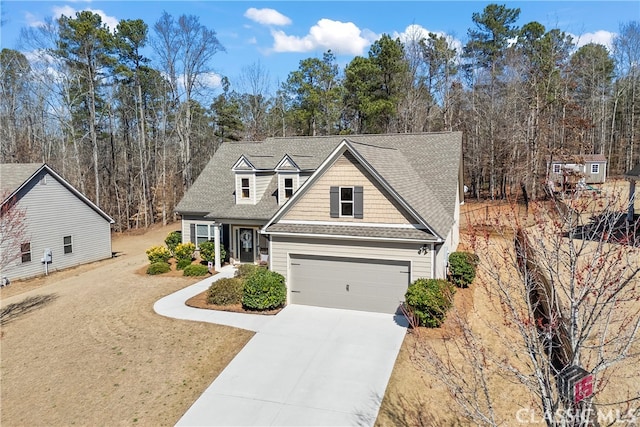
[146,245,172,264]
[182,264,209,276]
[207,278,244,305]
[147,262,170,275]
[164,230,182,255]
[404,278,455,328]
[176,258,192,270]
[448,251,480,288]
[199,241,227,264]
[174,242,195,262]
[242,268,286,311]
[234,263,262,279]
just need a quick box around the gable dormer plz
[275,154,301,206]
[233,155,258,204]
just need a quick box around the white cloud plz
[570,30,616,51]
[25,12,46,28]
[244,8,291,26]
[200,72,223,89]
[52,5,119,32]
[394,24,463,56]
[271,19,375,55]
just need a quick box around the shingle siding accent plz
[283,153,416,224]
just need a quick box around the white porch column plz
[214,223,221,271]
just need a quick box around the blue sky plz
[1,1,638,93]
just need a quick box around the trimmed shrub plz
[404,278,455,328]
[164,231,182,255]
[199,241,227,264]
[207,278,244,305]
[182,264,209,276]
[448,251,480,288]
[174,242,196,262]
[242,268,286,311]
[234,263,262,279]
[146,245,171,264]
[147,262,170,275]
[176,258,192,270]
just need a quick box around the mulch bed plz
[185,288,283,315]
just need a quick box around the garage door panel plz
[289,254,410,314]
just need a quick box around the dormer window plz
[241,178,250,199]
[284,178,294,199]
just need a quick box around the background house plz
[548,154,607,189]
[0,163,114,282]
[176,132,463,314]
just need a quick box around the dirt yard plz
[0,224,253,427]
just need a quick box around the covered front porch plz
[181,217,269,270]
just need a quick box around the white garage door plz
[289,254,411,314]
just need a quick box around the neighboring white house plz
[0,163,114,282]
[176,133,463,314]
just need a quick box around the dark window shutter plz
[189,223,196,244]
[330,186,339,218]
[354,186,363,219]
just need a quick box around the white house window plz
[196,224,217,246]
[241,178,250,199]
[553,164,561,174]
[284,178,294,199]
[591,164,599,174]
[21,242,31,263]
[63,236,73,254]
[340,187,354,217]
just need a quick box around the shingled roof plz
[0,163,114,223]
[176,132,462,238]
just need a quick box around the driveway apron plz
[174,303,408,426]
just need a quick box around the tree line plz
[1,4,638,230]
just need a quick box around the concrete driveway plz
[159,275,407,427]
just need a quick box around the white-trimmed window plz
[591,164,600,174]
[553,164,561,174]
[284,178,294,199]
[195,224,216,246]
[241,178,250,199]
[63,236,73,254]
[340,187,354,217]
[21,242,31,263]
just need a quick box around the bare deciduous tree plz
[411,189,640,426]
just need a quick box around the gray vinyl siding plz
[585,161,606,184]
[2,171,112,281]
[270,236,433,284]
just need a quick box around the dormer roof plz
[275,154,301,172]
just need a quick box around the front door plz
[239,228,254,263]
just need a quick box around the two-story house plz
[175,132,463,314]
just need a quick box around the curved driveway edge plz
[154,265,408,426]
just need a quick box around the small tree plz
[0,192,28,274]
[164,230,181,255]
[198,241,226,264]
[411,189,640,426]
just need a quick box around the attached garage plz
[289,254,411,314]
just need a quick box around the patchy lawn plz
[0,224,253,427]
